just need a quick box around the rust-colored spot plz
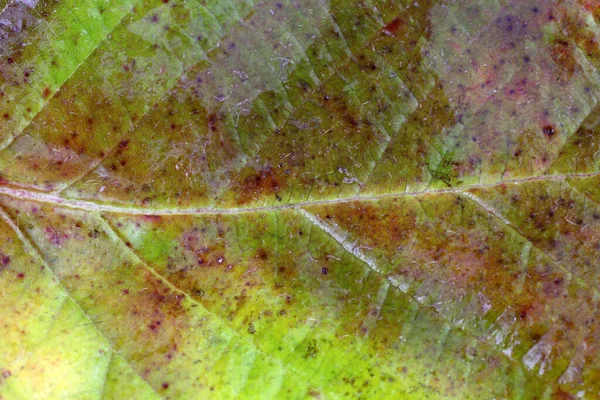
[42,87,51,98]
[142,215,162,223]
[237,168,282,205]
[550,39,576,81]
[383,18,403,36]
[256,248,268,260]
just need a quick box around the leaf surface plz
[1,0,600,398]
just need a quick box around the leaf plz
[1,0,600,398]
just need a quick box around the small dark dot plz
[162,383,169,389]
[321,267,328,275]
[523,55,530,63]
[543,125,556,138]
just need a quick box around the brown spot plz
[543,125,556,138]
[42,87,51,98]
[383,18,403,36]
[118,139,130,149]
[551,39,576,81]
[552,388,576,400]
[238,168,282,205]
[256,248,268,260]
[519,305,533,320]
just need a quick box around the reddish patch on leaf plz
[383,18,403,36]
[238,168,281,205]
[142,215,162,223]
[550,39,576,81]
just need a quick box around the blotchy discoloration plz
[0,0,600,398]
[0,194,304,398]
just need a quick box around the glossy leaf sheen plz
[0,0,599,398]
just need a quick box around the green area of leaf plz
[1,0,600,398]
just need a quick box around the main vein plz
[0,171,597,215]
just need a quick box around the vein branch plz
[0,206,164,400]
[97,215,329,398]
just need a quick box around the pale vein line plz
[297,208,380,272]
[0,206,164,400]
[564,179,600,209]
[0,0,17,18]
[0,172,598,215]
[429,4,600,188]
[54,0,262,196]
[97,215,329,399]
[458,191,600,301]
[460,189,600,376]
[97,351,113,400]
[296,207,551,389]
[0,0,143,152]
